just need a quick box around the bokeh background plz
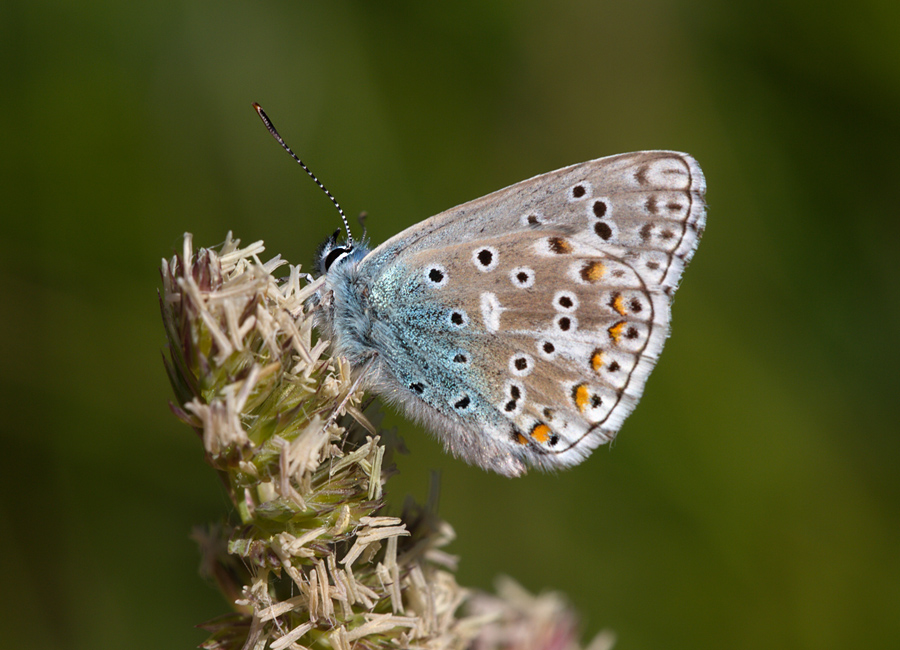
[2,2,898,649]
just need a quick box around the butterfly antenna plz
[252,102,354,248]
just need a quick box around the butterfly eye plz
[323,245,352,271]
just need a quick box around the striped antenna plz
[252,102,353,248]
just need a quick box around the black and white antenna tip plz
[252,102,354,248]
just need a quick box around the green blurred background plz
[2,1,898,648]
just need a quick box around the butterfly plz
[255,105,706,477]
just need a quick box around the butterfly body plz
[312,151,706,477]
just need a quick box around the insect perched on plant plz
[254,104,706,477]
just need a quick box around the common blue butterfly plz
[255,104,706,477]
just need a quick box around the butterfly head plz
[309,228,377,372]
[315,229,361,277]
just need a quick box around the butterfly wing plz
[357,151,705,475]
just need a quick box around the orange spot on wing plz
[580,261,606,283]
[516,432,528,445]
[531,423,552,444]
[608,321,626,343]
[591,350,604,372]
[612,293,627,316]
[574,383,591,413]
